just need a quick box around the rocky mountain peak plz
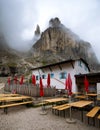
[49,17,61,27]
[34,24,41,36]
[32,17,100,72]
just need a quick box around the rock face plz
[0,34,34,77]
[0,34,22,76]
[32,17,100,71]
[34,25,41,36]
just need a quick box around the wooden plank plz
[97,114,100,119]
[43,98,68,103]
[57,105,70,111]
[0,101,33,108]
[0,96,32,102]
[86,93,97,96]
[86,106,100,117]
[75,95,87,99]
[52,104,67,109]
[0,94,20,97]
[67,100,93,108]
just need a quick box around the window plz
[78,61,82,67]
[50,73,54,78]
[84,64,88,71]
[42,74,46,79]
[36,75,39,80]
[59,72,67,79]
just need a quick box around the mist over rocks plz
[0,17,100,76]
[32,17,100,72]
[0,34,33,77]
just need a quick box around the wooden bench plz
[52,104,70,117]
[0,101,33,114]
[57,105,70,111]
[37,102,48,106]
[86,106,100,126]
[98,114,100,119]
[52,104,67,110]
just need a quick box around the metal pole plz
[69,95,72,120]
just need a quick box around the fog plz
[0,0,100,61]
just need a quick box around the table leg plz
[81,110,83,122]
[88,117,89,124]
[4,107,8,114]
[93,117,95,126]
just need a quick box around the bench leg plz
[93,117,95,126]
[81,110,83,122]
[52,109,54,113]
[4,107,8,114]
[58,110,60,116]
[64,110,66,118]
[88,117,89,125]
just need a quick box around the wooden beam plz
[70,61,74,69]
[41,69,44,73]
[49,66,52,72]
[58,64,62,70]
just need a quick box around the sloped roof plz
[31,58,90,71]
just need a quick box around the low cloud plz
[0,0,100,61]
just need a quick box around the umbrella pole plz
[66,95,76,123]
[69,106,72,120]
[40,97,47,115]
[42,97,44,111]
[69,95,72,120]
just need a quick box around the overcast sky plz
[0,0,100,61]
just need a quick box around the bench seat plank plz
[98,114,100,119]
[52,104,67,109]
[0,101,33,108]
[57,105,70,111]
[86,106,100,118]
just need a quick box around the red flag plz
[32,75,36,85]
[14,76,17,84]
[7,77,10,85]
[84,76,89,93]
[20,75,24,85]
[47,73,50,87]
[40,77,44,97]
[67,73,72,96]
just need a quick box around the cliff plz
[32,17,100,71]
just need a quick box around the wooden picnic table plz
[0,94,20,97]
[43,97,68,103]
[67,100,93,122]
[67,100,93,108]
[0,96,32,102]
[86,106,100,126]
[0,95,33,114]
[86,93,97,96]
[42,97,68,109]
[75,95,87,100]
[52,100,93,122]
[86,93,97,105]
[73,92,82,95]
[97,98,100,101]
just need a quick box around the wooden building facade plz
[75,72,100,93]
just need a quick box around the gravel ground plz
[0,105,99,130]
[0,85,99,130]
[0,83,5,93]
